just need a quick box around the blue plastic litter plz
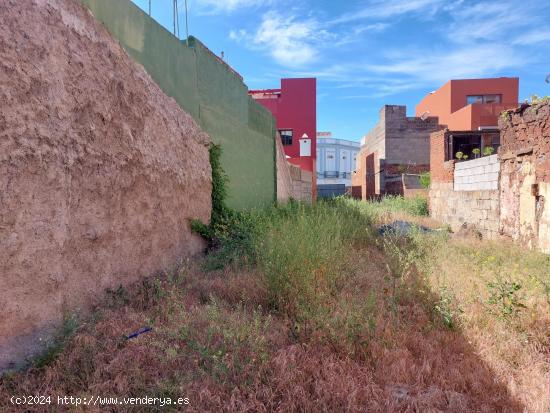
[126,327,153,340]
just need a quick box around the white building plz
[316,132,360,198]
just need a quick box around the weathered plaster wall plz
[499,101,550,252]
[0,0,211,371]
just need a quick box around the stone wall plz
[275,133,312,203]
[0,0,211,371]
[275,132,294,203]
[499,101,550,252]
[454,155,499,191]
[430,183,500,238]
[291,167,313,202]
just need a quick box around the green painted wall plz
[77,0,276,209]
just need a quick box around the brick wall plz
[430,130,455,183]
[499,101,550,252]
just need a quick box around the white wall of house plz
[316,134,360,187]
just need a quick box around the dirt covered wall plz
[499,101,550,252]
[0,0,211,370]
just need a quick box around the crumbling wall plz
[0,0,211,370]
[275,133,294,202]
[275,133,312,203]
[499,101,550,252]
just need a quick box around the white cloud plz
[513,30,550,45]
[353,23,389,35]
[194,0,273,13]
[229,29,247,42]
[234,11,334,67]
[331,0,445,24]
[365,44,525,85]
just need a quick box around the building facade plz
[416,77,519,130]
[352,105,441,199]
[316,132,360,198]
[249,78,317,199]
[426,77,520,183]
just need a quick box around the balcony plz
[317,171,352,179]
[448,103,518,130]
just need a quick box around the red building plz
[416,77,519,130]
[249,78,317,198]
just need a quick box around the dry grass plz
[0,197,547,412]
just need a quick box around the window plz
[467,95,483,105]
[279,130,293,146]
[484,94,501,104]
[466,94,502,105]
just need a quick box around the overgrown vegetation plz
[419,171,431,189]
[2,149,548,412]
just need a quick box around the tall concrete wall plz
[454,155,499,191]
[78,0,276,210]
[0,0,211,370]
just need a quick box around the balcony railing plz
[317,171,352,179]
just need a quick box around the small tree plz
[455,151,464,160]
[472,148,480,158]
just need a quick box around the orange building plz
[416,77,519,130]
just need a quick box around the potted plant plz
[483,146,495,156]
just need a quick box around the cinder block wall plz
[454,155,499,191]
[430,140,500,238]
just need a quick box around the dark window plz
[466,94,502,105]
[279,130,293,146]
[467,95,483,105]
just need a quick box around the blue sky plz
[132,0,550,141]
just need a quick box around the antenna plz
[420,111,430,121]
[148,0,151,16]
[184,0,189,44]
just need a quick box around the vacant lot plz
[1,196,548,412]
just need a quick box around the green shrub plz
[419,172,430,189]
